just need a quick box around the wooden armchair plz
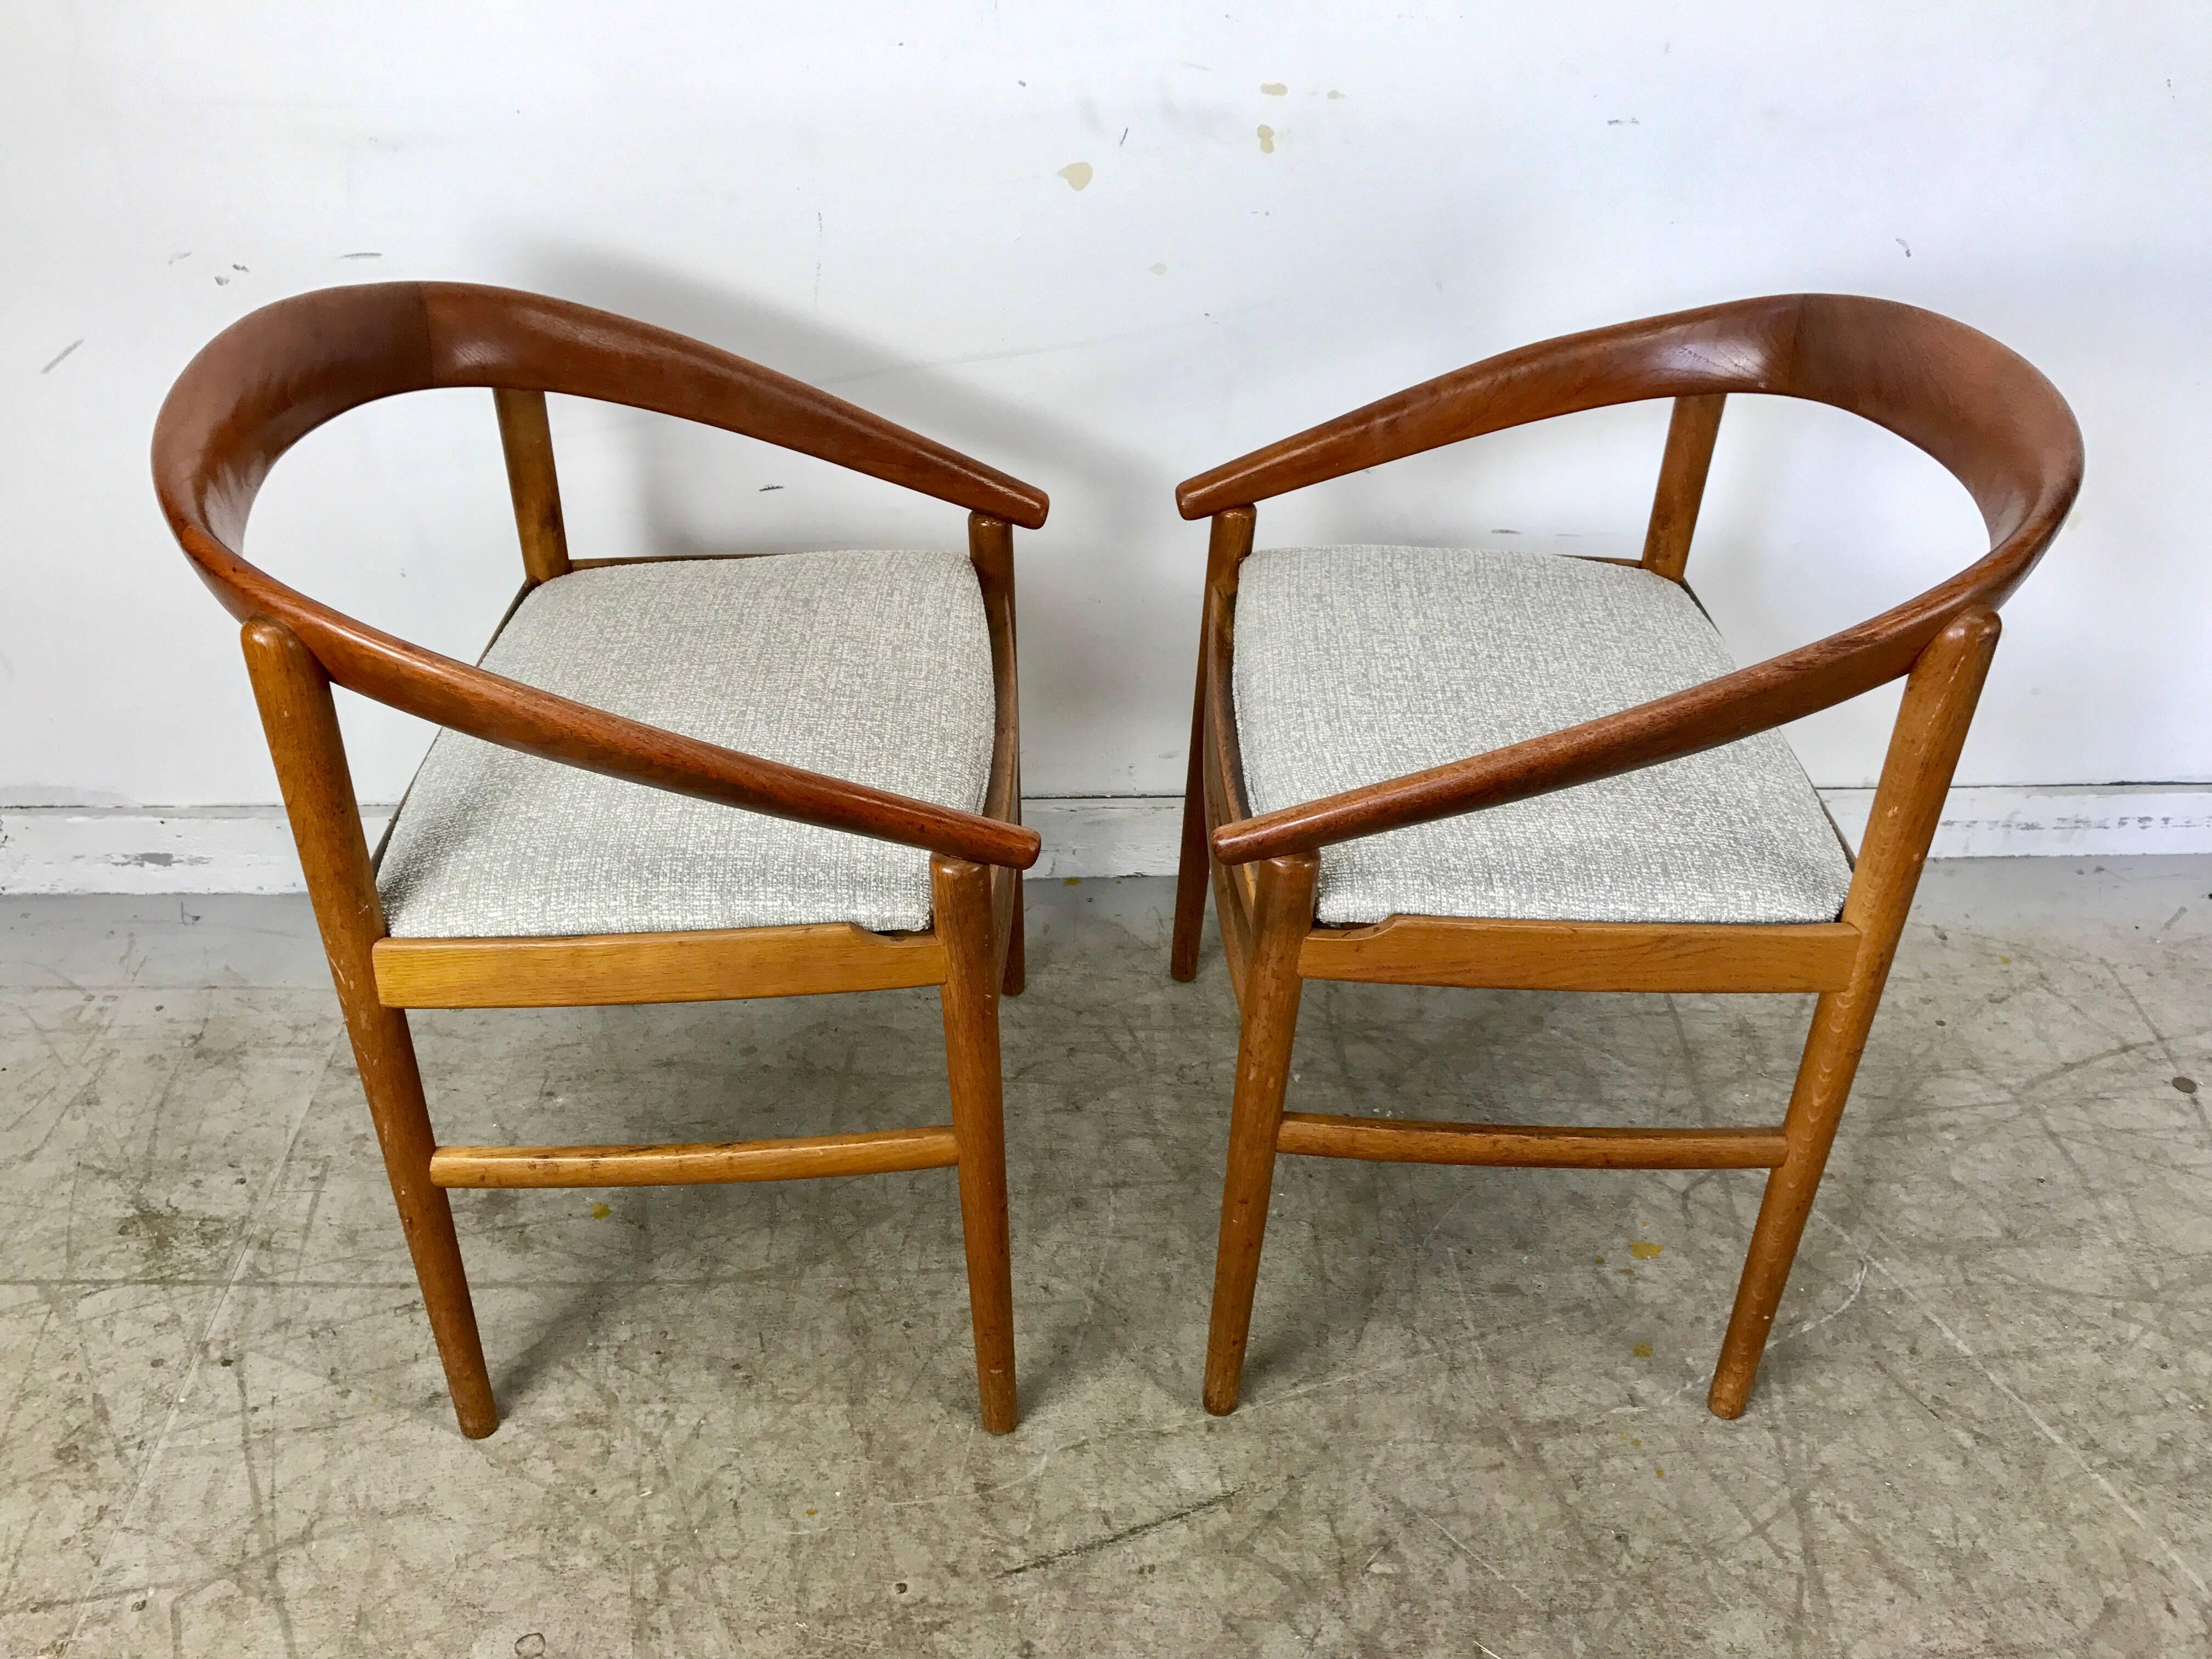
[153,282,1047,1437]
[1169,293,2081,1419]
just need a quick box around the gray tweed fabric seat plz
[376,549,995,939]
[1232,545,1855,928]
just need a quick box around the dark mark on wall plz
[340,251,383,260]
[759,485,783,492]
[1897,238,1912,257]
[40,340,83,374]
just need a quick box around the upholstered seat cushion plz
[375,549,995,939]
[1232,546,1854,927]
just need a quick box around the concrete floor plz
[0,862,2206,1656]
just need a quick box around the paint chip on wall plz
[1261,82,1287,95]
[1256,125,1276,154]
[1057,161,1094,190]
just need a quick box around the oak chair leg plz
[1170,692,1212,981]
[1707,610,2000,1418]
[1202,854,1319,1414]
[242,619,499,1438]
[933,856,1018,1432]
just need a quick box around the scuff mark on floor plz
[998,1488,1238,1576]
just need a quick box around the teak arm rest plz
[223,581,1039,870]
[1209,599,1958,866]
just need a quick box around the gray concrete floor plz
[0,862,2207,1656]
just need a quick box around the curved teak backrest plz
[1177,294,2083,864]
[153,282,1047,870]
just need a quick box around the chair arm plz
[410,661,1045,871]
[204,550,1040,870]
[1209,601,1945,866]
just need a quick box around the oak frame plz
[155,283,1048,1438]
[1170,293,2079,1419]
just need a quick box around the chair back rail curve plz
[1177,292,2081,865]
[152,281,1046,870]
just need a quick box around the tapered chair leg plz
[1708,611,1999,1418]
[242,619,498,1438]
[1170,699,1212,981]
[934,856,1019,1432]
[347,1005,501,1437]
[1706,985,1878,1419]
[1002,874,1027,997]
[1201,854,1318,1414]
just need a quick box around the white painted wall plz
[4,3,2208,826]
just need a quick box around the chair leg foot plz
[1708,1122,1839,1421]
[936,858,1019,1433]
[1200,972,1302,1413]
[414,1193,501,1440]
[1199,856,1314,1414]
[1705,985,1872,1421]
[1707,1165,1816,1421]
[357,1007,499,1438]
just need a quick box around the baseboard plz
[2,788,2208,895]
[1812,786,2212,861]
